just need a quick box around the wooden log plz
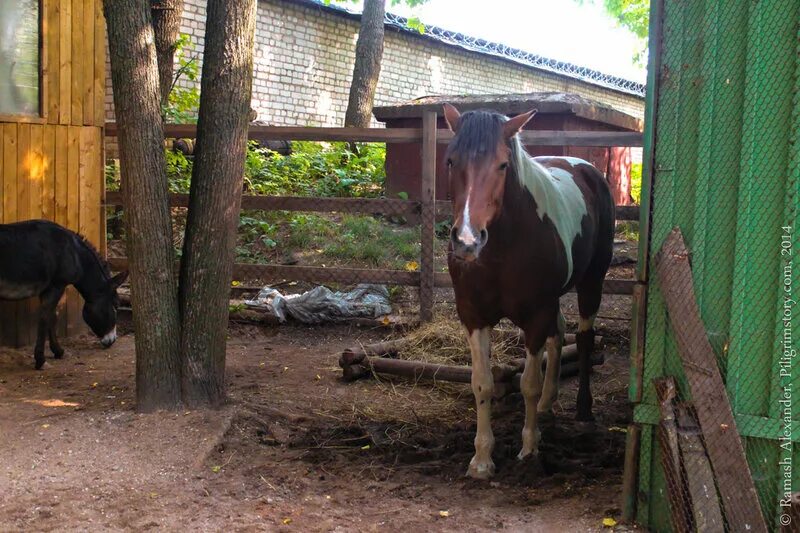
[655,228,767,532]
[509,352,604,389]
[339,339,411,366]
[344,346,605,385]
[676,405,724,531]
[654,377,692,533]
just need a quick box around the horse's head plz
[83,271,128,347]
[443,104,536,262]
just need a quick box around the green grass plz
[234,212,420,270]
[616,220,640,242]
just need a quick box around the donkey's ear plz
[503,109,537,138]
[110,271,129,289]
[443,103,461,132]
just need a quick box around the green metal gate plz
[630,0,799,530]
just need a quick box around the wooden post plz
[419,110,436,322]
[655,228,767,532]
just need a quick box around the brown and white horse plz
[443,104,615,479]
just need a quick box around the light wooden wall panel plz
[0,0,106,347]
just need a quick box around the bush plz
[243,141,385,198]
[630,162,642,204]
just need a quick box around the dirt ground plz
[0,304,636,532]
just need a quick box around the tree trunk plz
[344,0,385,128]
[104,0,182,412]
[151,0,184,111]
[178,0,256,407]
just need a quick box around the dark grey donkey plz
[0,220,128,369]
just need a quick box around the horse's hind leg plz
[538,308,566,415]
[575,281,603,421]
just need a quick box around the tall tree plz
[343,0,386,128]
[150,0,185,111]
[178,0,257,407]
[104,0,183,412]
[342,0,426,128]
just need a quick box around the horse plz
[0,220,128,370]
[442,104,615,479]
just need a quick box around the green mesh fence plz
[633,0,800,530]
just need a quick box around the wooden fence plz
[104,115,642,321]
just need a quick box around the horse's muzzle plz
[451,225,488,262]
[100,327,117,348]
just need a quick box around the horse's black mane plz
[69,229,111,279]
[445,109,508,162]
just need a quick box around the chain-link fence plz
[105,120,642,323]
[629,0,799,530]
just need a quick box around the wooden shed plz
[0,0,106,346]
[373,93,643,205]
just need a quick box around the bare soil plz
[0,312,636,532]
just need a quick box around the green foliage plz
[165,149,193,193]
[162,34,200,123]
[243,141,386,198]
[577,0,649,65]
[616,220,639,242]
[630,162,642,204]
[324,0,427,33]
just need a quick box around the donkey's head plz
[443,104,536,262]
[83,271,128,347]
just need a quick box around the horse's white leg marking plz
[518,345,544,460]
[458,192,477,245]
[539,311,566,413]
[579,313,597,332]
[467,326,495,479]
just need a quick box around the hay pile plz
[394,314,526,367]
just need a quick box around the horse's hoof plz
[34,360,45,370]
[517,448,538,461]
[536,408,555,422]
[52,350,64,359]
[466,459,495,479]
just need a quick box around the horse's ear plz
[443,103,461,132]
[503,109,537,138]
[110,271,129,289]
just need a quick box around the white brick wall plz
[105,0,644,126]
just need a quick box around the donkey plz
[443,104,615,479]
[0,220,128,369]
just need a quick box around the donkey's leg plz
[34,303,49,370]
[538,309,566,414]
[466,326,495,479]
[45,286,66,359]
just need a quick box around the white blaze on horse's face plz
[444,103,536,263]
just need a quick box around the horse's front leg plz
[466,326,495,479]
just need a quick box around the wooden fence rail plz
[104,121,643,321]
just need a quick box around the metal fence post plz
[419,110,437,322]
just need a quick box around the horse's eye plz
[446,158,453,167]
[499,162,508,171]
